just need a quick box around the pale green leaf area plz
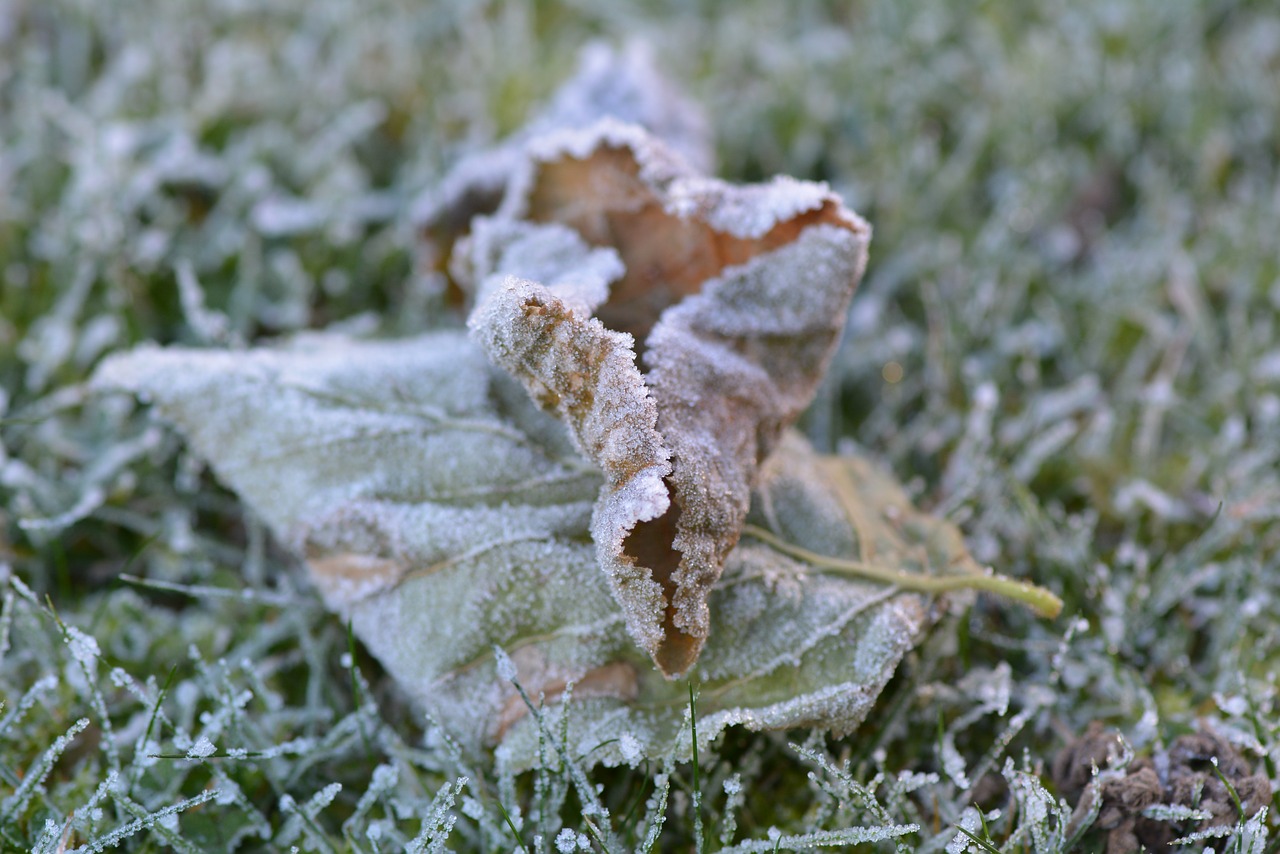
[91,334,961,775]
[3,0,1280,851]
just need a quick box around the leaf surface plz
[93,334,969,769]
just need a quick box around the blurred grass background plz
[1,0,1278,850]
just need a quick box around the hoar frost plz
[65,626,101,669]
[186,736,217,759]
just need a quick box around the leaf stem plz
[740,524,1063,619]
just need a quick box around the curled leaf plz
[82,42,1069,777]
[467,120,871,675]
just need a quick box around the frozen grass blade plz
[405,778,466,854]
[494,797,528,852]
[29,819,64,854]
[1214,756,1247,821]
[343,764,398,849]
[129,665,176,794]
[721,824,919,852]
[119,574,299,607]
[76,788,220,854]
[347,619,375,762]
[0,673,58,745]
[279,783,343,854]
[689,681,705,854]
[953,824,1002,854]
[637,773,670,854]
[502,663,622,853]
[719,773,744,847]
[1,717,90,823]
[0,581,13,669]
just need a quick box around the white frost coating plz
[175,260,232,344]
[302,497,593,609]
[457,218,624,317]
[461,796,484,821]
[505,118,692,222]
[618,733,643,767]
[941,733,972,789]
[251,196,327,236]
[1003,759,1067,853]
[667,225,868,338]
[65,626,101,669]
[493,647,517,682]
[689,175,837,240]
[554,828,578,853]
[506,117,865,238]
[186,736,216,759]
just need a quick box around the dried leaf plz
[92,333,969,769]
[467,121,871,675]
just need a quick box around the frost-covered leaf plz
[93,333,967,769]
[467,120,871,675]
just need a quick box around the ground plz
[1,1,1278,851]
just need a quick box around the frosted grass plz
[2,0,1279,849]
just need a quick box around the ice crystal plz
[185,736,216,759]
[492,647,518,683]
[554,827,578,852]
[618,733,642,768]
[64,626,100,669]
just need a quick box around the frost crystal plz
[461,796,483,821]
[554,828,578,852]
[186,737,216,759]
[618,733,642,767]
[65,626,101,669]
[948,807,982,854]
[493,647,518,682]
